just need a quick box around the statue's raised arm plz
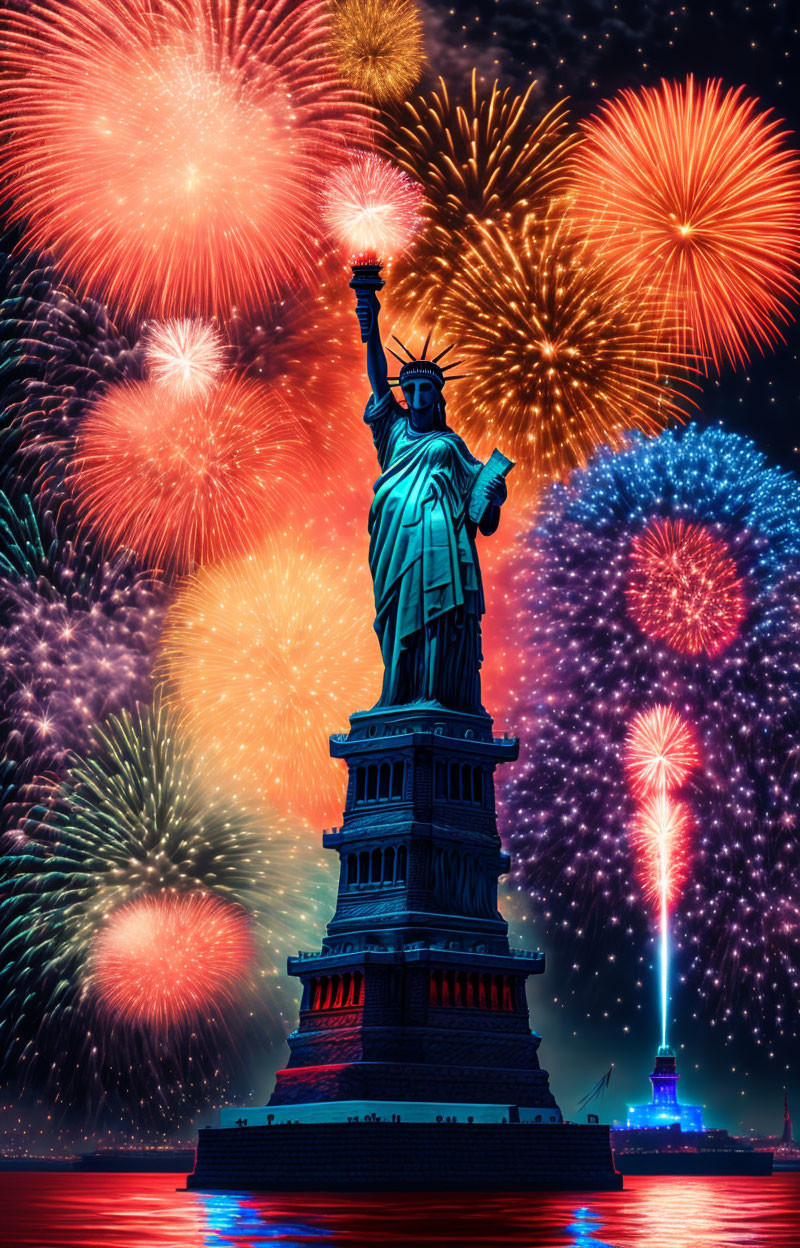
[354,289,389,402]
[351,285,512,716]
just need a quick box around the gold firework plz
[387,72,575,323]
[439,206,696,493]
[331,0,424,105]
[160,539,382,827]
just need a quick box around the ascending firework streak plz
[625,706,699,1048]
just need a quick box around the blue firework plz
[504,424,800,1041]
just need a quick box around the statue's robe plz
[364,391,485,711]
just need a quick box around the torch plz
[322,152,423,340]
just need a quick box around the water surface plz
[2,1171,798,1248]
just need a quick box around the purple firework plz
[503,426,800,1044]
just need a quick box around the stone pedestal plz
[188,705,621,1190]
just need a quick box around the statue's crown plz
[388,333,467,389]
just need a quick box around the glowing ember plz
[90,892,254,1032]
[627,517,747,656]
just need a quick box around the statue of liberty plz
[354,289,511,714]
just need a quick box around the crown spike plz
[391,335,416,360]
[420,330,433,359]
[387,348,406,365]
[432,344,455,363]
[441,360,466,371]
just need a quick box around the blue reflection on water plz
[567,1205,616,1248]
[201,1192,333,1246]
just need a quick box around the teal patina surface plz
[355,287,509,712]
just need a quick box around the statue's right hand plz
[355,290,380,340]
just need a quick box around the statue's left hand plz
[485,479,508,508]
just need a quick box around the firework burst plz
[89,892,255,1033]
[0,0,372,317]
[439,208,694,491]
[504,425,800,1038]
[71,371,304,573]
[323,152,423,264]
[627,517,748,656]
[569,77,800,370]
[330,0,424,104]
[0,495,165,797]
[0,253,141,507]
[388,73,574,323]
[0,700,327,1128]
[160,539,381,825]
[143,319,226,398]
[624,705,700,799]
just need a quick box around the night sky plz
[453,0,800,1136]
[0,0,798,1150]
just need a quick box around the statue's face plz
[402,379,438,430]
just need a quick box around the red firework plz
[630,792,693,910]
[569,77,800,370]
[89,892,255,1032]
[626,517,747,656]
[624,704,700,798]
[72,371,303,572]
[0,0,372,317]
[323,152,423,263]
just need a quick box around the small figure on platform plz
[354,288,512,713]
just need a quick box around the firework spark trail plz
[0,0,373,317]
[625,709,699,1048]
[630,792,694,1048]
[439,207,695,494]
[0,699,331,1128]
[569,76,800,370]
[387,74,574,327]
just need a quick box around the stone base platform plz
[186,1121,621,1191]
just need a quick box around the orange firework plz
[439,207,695,492]
[627,517,748,656]
[144,320,226,398]
[330,0,424,105]
[387,73,574,323]
[569,77,800,370]
[89,892,255,1033]
[624,705,700,799]
[630,792,693,910]
[323,152,423,264]
[0,0,372,317]
[72,371,303,573]
[160,539,382,825]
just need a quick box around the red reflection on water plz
[2,1172,799,1248]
